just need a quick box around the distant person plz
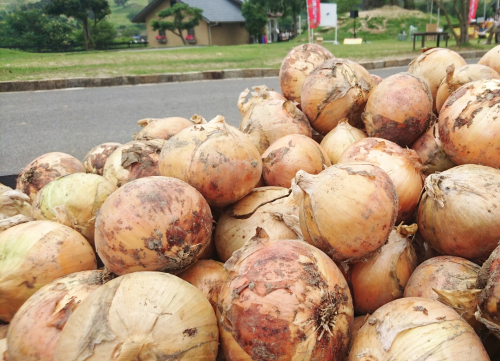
[485,8,500,44]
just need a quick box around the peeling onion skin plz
[218,229,354,361]
[478,44,500,74]
[135,117,193,140]
[0,183,31,219]
[319,119,367,165]
[83,142,121,176]
[238,85,286,117]
[417,164,500,261]
[301,58,374,135]
[477,245,500,339]
[349,297,489,361]
[362,72,433,147]
[16,152,85,202]
[293,163,398,263]
[279,43,334,104]
[438,79,500,168]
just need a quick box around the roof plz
[132,0,245,24]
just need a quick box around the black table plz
[412,32,449,50]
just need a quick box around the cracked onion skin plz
[238,85,286,117]
[218,229,353,361]
[478,44,500,74]
[83,142,121,176]
[135,116,193,140]
[438,79,500,168]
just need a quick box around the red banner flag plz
[307,0,321,29]
[468,0,479,23]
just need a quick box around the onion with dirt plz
[478,44,500,74]
[319,119,367,165]
[0,183,31,219]
[135,116,194,140]
[237,85,286,116]
[83,142,121,175]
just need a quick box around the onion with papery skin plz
[371,74,383,86]
[160,115,262,207]
[32,173,117,247]
[262,134,331,188]
[0,214,33,234]
[103,139,164,187]
[218,229,353,361]
[0,220,96,322]
[215,187,302,262]
[238,85,286,116]
[82,142,121,176]
[54,272,218,361]
[362,72,433,147]
[279,43,334,104]
[0,183,31,219]
[95,176,212,275]
[293,163,398,262]
[339,138,423,224]
[351,224,418,315]
[476,244,500,338]
[438,79,500,168]
[16,152,85,202]
[349,297,489,360]
[436,64,500,113]
[7,270,113,361]
[135,116,193,140]
[418,164,500,261]
[240,99,313,155]
[320,119,367,165]
[478,44,500,74]
[301,58,374,134]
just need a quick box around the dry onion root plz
[135,116,194,140]
[478,44,500,74]
[237,85,286,116]
[0,214,34,234]
[476,244,500,339]
[0,183,31,219]
[319,119,367,165]
[82,142,121,176]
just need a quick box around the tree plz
[250,0,305,35]
[45,0,111,50]
[241,1,268,41]
[114,0,129,8]
[431,0,469,44]
[324,0,361,14]
[150,3,202,46]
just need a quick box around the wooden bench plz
[412,32,449,50]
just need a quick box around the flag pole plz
[306,0,311,43]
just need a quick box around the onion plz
[135,116,193,140]
[412,229,440,264]
[319,119,367,164]
[0,214,33,234]
[371,74,383,86]
[349,297,489,360]
[82,142,121,176]
[438,79,500,168]
[237,85,286,116]
[417,164,500,261]
[279,43,334,104]
[0,325,7,339]
[436,64,500,113]
[478,44,500,74]
[292,163,398,262]
[240,99,313,155]
[103,139,164,187]
[6,270,112,361]
[0,220,96,322]
[338,138,423,224]
[408,48,467,109]
[95,176,212,275]
[262,134,331,188]
[0,339,6,361]
[362,72,433,147]
[160,115,262,207]
[218,228,353,360]
[0,183,31,219]
[16,152,85,202]
[214,187,302,262]
[301,58,374,134]
[476,244,500,339]
[54,272,218,360]
[351,224,418,314]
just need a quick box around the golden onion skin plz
[83,142,121,176]
[478,44,500,74]
[320,119,367,165]
[135,117,193,141]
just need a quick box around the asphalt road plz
[0,59,480,175]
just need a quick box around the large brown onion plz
[160,115,262,207]
[478,44,500,74]
[262,134,331,188]
[338,138,423,224]
[476,244,500,338]
[215,187,302,262]
[240,99,312,155]
[0,183,31,219]
[135,116,193,140]
[95,176,212,275]
[362,72,433,147]
[293,163,398,262]
[349,297,489,360]
[301,58,374,134]
[83,142,121,175]
[351,224,418,314]
[279,43,334,104]
[237,85,286,116]
[0,220,96,322]
[319,119,367,165]
[417,164,500,261]
[16,152,85,202]
[438,79,500,168]
[218,229,353,360]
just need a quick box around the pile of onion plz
[240,100,312,154]
[0,183,31,219]
[218,229,353,360]
[215,187,302,262]
[262,134,331,188]
[438,79,500,168]
[417,164,500,261]
[301,58,374,134]
[362,72,433,147]
[350,297,489,360]
[320,119,367,164]
[476,244,500,338]
[292,163,398,262]
[160,115,262,207]
[135,116,194,140]
[279,43,334,104]
[0,220,96,322]
[338,138,423,223]
[54,272,218,360]
[351,224,418,314]
[237,85,286,116]
[95,176,212,275]
[83,142,121,175]
[103,139,164,187]
[16,152,85,202]
[478,44,500,74]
